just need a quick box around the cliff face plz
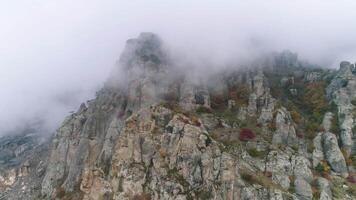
[0,33,355,200]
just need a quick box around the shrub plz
[307,141,315,154]
[210,128,240,147]
[305,122,319,139]
[159,148,168,158]
[341,147,350,160]
[315,163,324,173]
[239,128,256,141]
[351,155,356,167]
[315,160,330,173]
[303,81,329,115]
[210,92,227,110]
[133,193,151,200]
[264,171,272,178]
[214,110,240,127]
[268,121,277,131]
[163,93,178,102]
[312,186,321,199]
[190,115,201,126]
[290,110,302,124]
[195,106,212,114]
[56,187,66,198]
[247,148,266,158]
[347,175,356,184]
[351,98,356,106]
[233,84,251,106]
[289,175,296,184]
[288,186,296,194]
[241,172,255,184]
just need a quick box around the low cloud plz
[1,0,356,135]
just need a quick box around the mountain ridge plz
[0,32,355,200]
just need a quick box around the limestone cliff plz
[0,33,355,200]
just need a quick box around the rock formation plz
[0,33,355,200]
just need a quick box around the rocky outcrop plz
[323,132,348,176]
[0,131,50,199]
[108,106,237,199]
[312,114,348,177]
[244,70,276,125]
[2,33,356,199]
[327,61,356,157]
[304,71,322,82]
[316,177,332,200]
[294,177,313,200]
[272,107,297,146]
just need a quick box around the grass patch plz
[247,148,267,158]
[240,168,283,190]
[195,106,212,114]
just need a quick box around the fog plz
[1,0,356,135]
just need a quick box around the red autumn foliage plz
[210,93,226,110]
[347,175,356,184]
[296,132,304,138]
[228,88,238,99]
[239,128,256,141]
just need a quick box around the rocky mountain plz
[0,32,355,200]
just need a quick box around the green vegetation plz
[213,110,239,126]
[210,91,227,110]
[167,167,193,199]
[351,98,356,106]
[247,148,267,158]
[240,169,282,190]
[210,128,241,148]
[133,193,152,200]
[227,84,250,107]
[265,70,331,139]
[331,176,356,199]
[307,141,315,154]
[287,175,296,194]
[351,155,356,167]
[241,172,256,184]
[330,102,340,134]
[194,189,213,199]
[315,160,331,173]
[195,106,212,114]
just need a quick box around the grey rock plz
[316,177,332,200]
[272,107,297,146]
[294,177,313,200]
[323,132,348,176]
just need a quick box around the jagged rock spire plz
[119,32,164,71]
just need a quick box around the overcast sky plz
[1,0,356,135]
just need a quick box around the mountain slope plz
[0,33,355,200]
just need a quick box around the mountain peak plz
[119,32,164,69]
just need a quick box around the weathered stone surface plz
[266,151,292,189]
[294,177,312,200]
[291,156,313,183]
[316,177,332,200]
[327,61,355,157]
[304,71,322,82]
[312,132,325,167]
[272,107,297,146]
[323,132,348,176]
[3,34,356,200]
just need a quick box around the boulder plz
[316,177,332,200]
[323,132,348,177]
[294,177,313,200]
[272,107,297,146]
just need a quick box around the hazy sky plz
[1,0,356,135]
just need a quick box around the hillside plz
[0,33,355,200]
